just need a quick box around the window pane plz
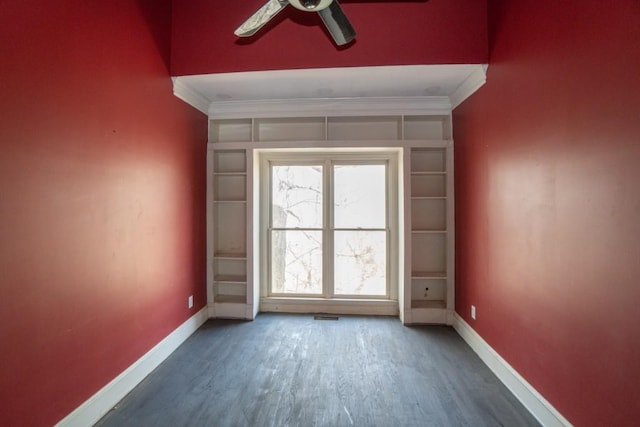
[334,164,386,228]
[271,165,322,228]
[271,230,322,294]
[334,230,386,296]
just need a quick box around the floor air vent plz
[314,315,339,321]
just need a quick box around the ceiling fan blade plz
[317,1,356,46]
[234,0,289,37]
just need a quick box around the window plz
[261,151,398,301]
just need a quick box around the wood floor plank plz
[96,314,540,427]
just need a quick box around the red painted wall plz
[171,0,488,76]
[453,0,640,425]
[0,1,207,425]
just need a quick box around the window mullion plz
[325,159,334,298]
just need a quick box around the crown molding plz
[172,64,489,118]
[207,96,452,119]
[450,64,488,109]
[172,77,210,115]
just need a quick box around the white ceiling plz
[172,64,487,117]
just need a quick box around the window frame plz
[259,149,399,302]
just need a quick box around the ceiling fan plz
[234,0,356,46]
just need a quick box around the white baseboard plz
[56,307,209,427]
[452,313,572,427]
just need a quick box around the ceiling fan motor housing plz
[288,0,334,11]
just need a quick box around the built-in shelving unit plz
[207,113,454,324]
[408,148,451,322]
[211,149,249,314]
[208,114,451,144]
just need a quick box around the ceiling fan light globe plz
[288,0,334,11]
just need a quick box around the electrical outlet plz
[188,295,194,309]
[471,305,476,320]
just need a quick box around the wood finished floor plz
[96,314,540,427]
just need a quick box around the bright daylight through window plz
[265,153,395,299]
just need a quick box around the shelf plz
[214,280,246,300]
[214,257,246,279]
[209,119,252,143]
[213,172,246,176]
[327,116,401,141]
[213,253,247,259]
[412,198,446,231]
[403,115,451,140]
[213,150,246,173]
[209,115,452,143]
[410,172,447,176]
[411,271,447,278]
[411,277,446,304]
[214,275,247,283]
[255,117,325,141]
[213,203,246,255]
[411,174,446,198]
[214,294,246,304]
[214,173,246,201]
[410,148,446,173]
[411,233,446,274]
